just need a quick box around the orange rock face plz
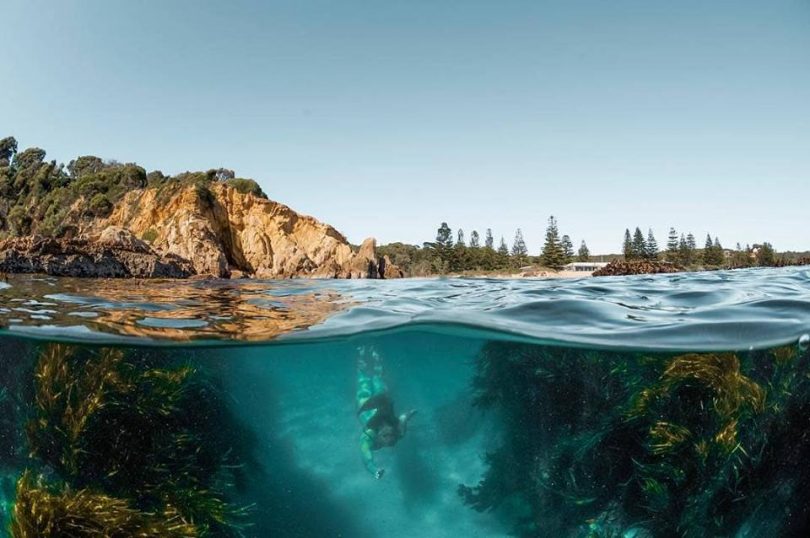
[82,183,399,279]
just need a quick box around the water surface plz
[1,267,809,537]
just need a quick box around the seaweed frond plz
[10,471,198,538]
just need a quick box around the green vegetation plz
[541,216,565,270]
[11,343,252,537]
[141,228,158,244]
[622,225,794,269]
[0,135,267,238]
[460,341,810,537]
[379,216,584,276]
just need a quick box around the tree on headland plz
[686,233,696,253]
[703,234,714,265]
[666,227,679,261]
[485,229,494,250]
[756,242,775,267]
[712,237,724,265]
[453,228,468,271]
[0,136,19,166]
[469,230,480,248]
[632,227,646,260]
[678,234,689,265]
[623,229,633,260]
[561,235,574,264]
[542,216,565,270]
[645,229,659,260]
[497,237,510,268]
[511,228,529,267]
[577,240,590,262]
[428,222,454,271]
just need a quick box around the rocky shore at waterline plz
[593,259,682,276]
[0,231,195,278]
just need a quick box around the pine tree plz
[485,229,494,250]
[703,234,714,265]
[497,236,510,269]
[469,230,480,248]
[511,228,529,267]
[561,234,574,264]
[678,234,689,265]
[433,222,454,269]
[453,228,468,271]
[577,240,590,262]
[623,229,633,260]
[512,228,529,267]
[632,227,646,260]
[541,215,565,270]
[646,229,659,260]
[712,237,723,265]
[686,233,697,265]
[666,227,679,261]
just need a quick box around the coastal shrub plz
[6,206,31,236]
[225,178,266,198]
[89,193,113,217]
[141,228,158,243]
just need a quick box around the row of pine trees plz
[378,220,784,276]
[621,226,776,267]
[424,216,588,273]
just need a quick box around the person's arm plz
[360,432,384,479]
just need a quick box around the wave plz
[0,266,809,351]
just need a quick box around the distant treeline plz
[620,225,802,269]
[379,216,589,276]
[380,220,808,277]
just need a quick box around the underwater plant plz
[460,341,810,537]
[15,343,253,537]
[10,471,198,537]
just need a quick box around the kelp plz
[460,341,810,537]
[13,343,253,537]
[10,471,197,537]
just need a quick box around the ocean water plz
[1,268,810,537]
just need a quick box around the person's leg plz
[356,345,377,409]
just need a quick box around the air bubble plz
[799,334,810,352]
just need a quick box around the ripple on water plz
[0,266,807,350]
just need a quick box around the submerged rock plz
[0,232,195,278]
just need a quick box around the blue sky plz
[2,0,809,253]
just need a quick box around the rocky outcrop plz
[72,182,402,279]
[593,260,682,277]
[0,231,195,278]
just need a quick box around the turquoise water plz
[1,268,810,537]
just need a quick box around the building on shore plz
[563,262,610,272]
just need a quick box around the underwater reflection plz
[0,275,347,341]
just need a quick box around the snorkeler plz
[356,345,416,479]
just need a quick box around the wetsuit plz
[356,346,400,476]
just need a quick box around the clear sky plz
[2,0,809,253]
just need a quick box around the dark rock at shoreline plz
[0,230,195,278]
[593,259,682,277]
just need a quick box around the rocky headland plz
[0,136,402,279]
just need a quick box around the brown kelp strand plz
[459,341,810,537]
[12,343,253,537]
[10,471,198,537]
